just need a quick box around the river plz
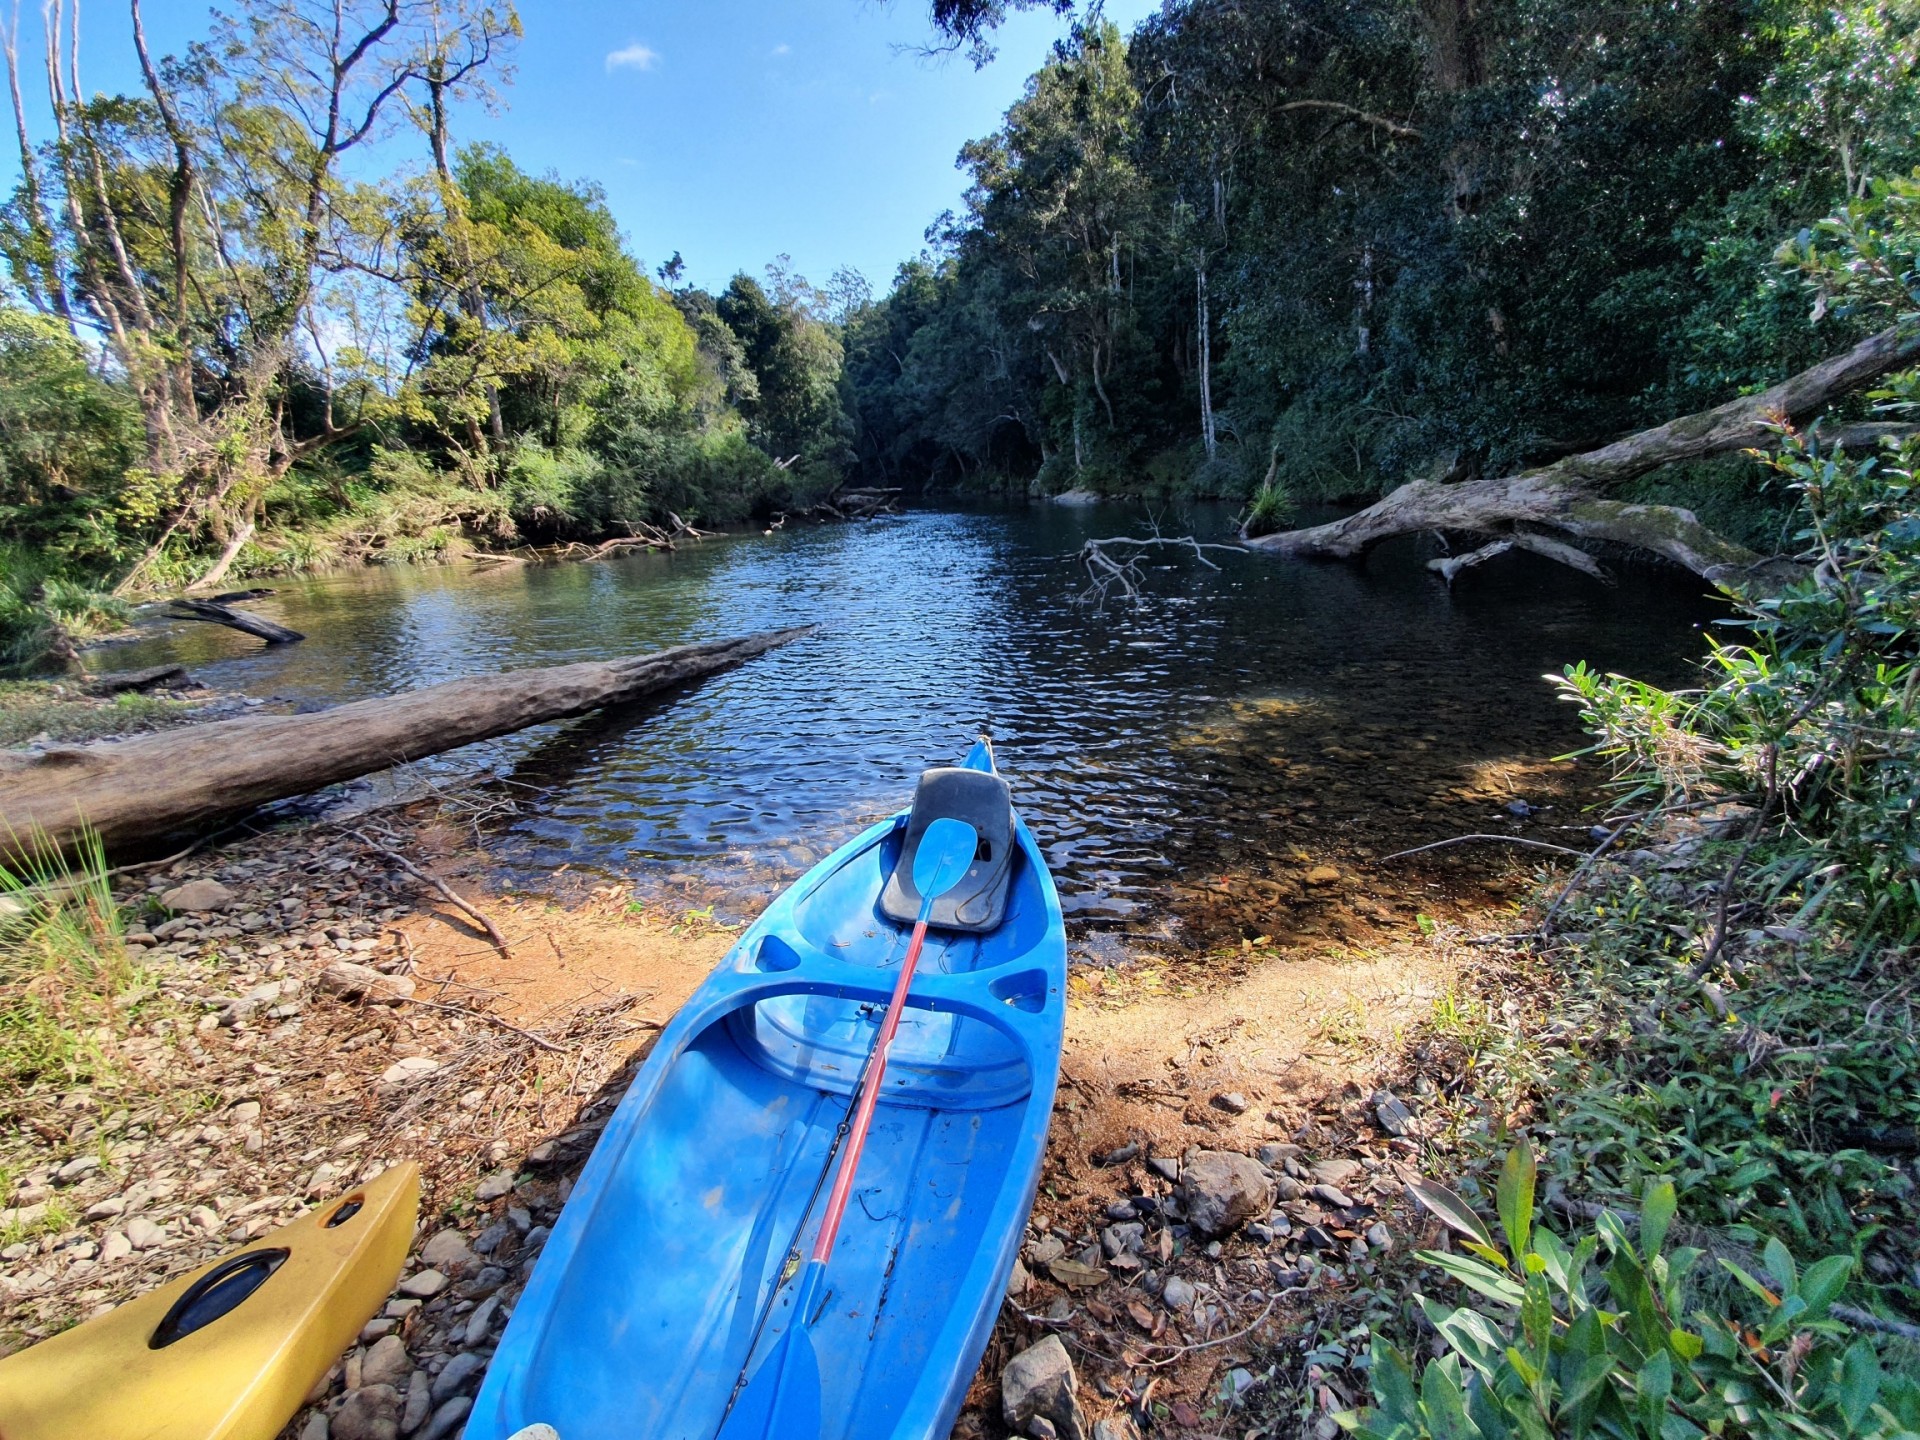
[110,503,1721,939]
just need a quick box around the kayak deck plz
[472,750,1066,1440]
[516,1015,1031,1434]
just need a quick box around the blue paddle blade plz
[715,1294,824,1440]
[912,816,979,903]
[715,1329,822,1440]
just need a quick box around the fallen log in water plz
[0,626,811,858]
[167,597,306,645]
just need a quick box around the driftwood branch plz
[347,826,510,959]
[1074,533,1243,607]
[1380,833,1588,862]
[1246,322,1920,583]
[166,597,305,645]
[0,626,811,859]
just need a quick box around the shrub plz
[1344,1144,1920,1440]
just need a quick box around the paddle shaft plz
[808,910,932,1268]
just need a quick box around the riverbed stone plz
[430,1350,485,1405]
[1178,1149,1271,1237]
[418,1229,474,1271]
[320,961,415,1004]
[1002,1334,1086,1440]
[397,1268,448,1299]
[161,879,235,913]
[126,1216,166,1250]
[361,1334,411,1388]
[1161,1275,1196,1310]
[417,1396,471,1440]
[331,1384,400,1440]
[399,1371,431,1434]
[1373,1089,1415,1136]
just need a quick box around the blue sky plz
[12,1,1161,296]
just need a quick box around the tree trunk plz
[0,627,810,860]
[1243,322,1920,582]
[1197,262,1216,461]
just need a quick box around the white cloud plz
[605,43,660,74]
[772,42,791,55]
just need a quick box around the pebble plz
[1255,1143,1302,1167]
[417,1398,472,1440]
[319,960,415,1005]
[400,1371,432,1434]
[1160,1275,1196,1310]
[1366,1222,1391,1251]
[419,1229,475,1271]
[84,1197,126,1221]
[1372,1090,1415,1137]
[100,1231,133,1263]
[464,1293,501,1347]
[1100,1223,1144,1259]
[126,1217,166,1251]
[1311,1158,1360,1187]
[378,1057,440,1088]
[1178,1150,1271,1238]
[1309,1184,1355,1210]
[472,1221,514,1255]
[458,1264,508,1299]
[299,1413,330,1440]
[160,879,235,913]
[1146,1156,1180,1183]
[54,1155,100,1183]
[474,1172,515,1202]
[1102,1200,1137,1221]
[1211,1091,1249,1114]
[430,1350,485,1405]
[331,1383,399,1440]
[361,1334,411,1388]
[1001,1334,1085,1440]
[398,1269,449,1299]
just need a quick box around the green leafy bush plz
[1345,1145,1920,1440]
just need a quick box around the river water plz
[110,504,1721,937]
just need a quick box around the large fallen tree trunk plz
[0,627,810,859]
[1243,322,1920,585]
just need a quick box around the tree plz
[0,0,520,590]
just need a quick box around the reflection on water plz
[105,504,1721,929]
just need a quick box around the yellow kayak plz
[0,1162,419,1440]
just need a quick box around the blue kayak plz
[468,741,1067,1440]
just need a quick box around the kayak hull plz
[470,746,1066,1440]
[0,1162,418,1440]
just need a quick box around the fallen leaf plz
[1172,1400,1201,1426]
[1048,1257,1108,1290]
[1127,1300,1155,1330]
[1087,1300,1115,1324]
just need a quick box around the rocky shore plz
[2,741,1485,1439]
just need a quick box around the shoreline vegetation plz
[2,2,1917,1438]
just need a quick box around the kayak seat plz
[879,765,1015,933]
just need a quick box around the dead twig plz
[345,827,512,958]
[1381,834,1588,862]
[397,993,566,1053]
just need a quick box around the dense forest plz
[845,2,1920,532]
[5,0,1920,665]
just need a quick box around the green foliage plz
[1348,1147,1920,1440]
[0,543,131,673]
[0,827,140,1089]
[849,0,1920,507]
[1557,417,1920,947]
